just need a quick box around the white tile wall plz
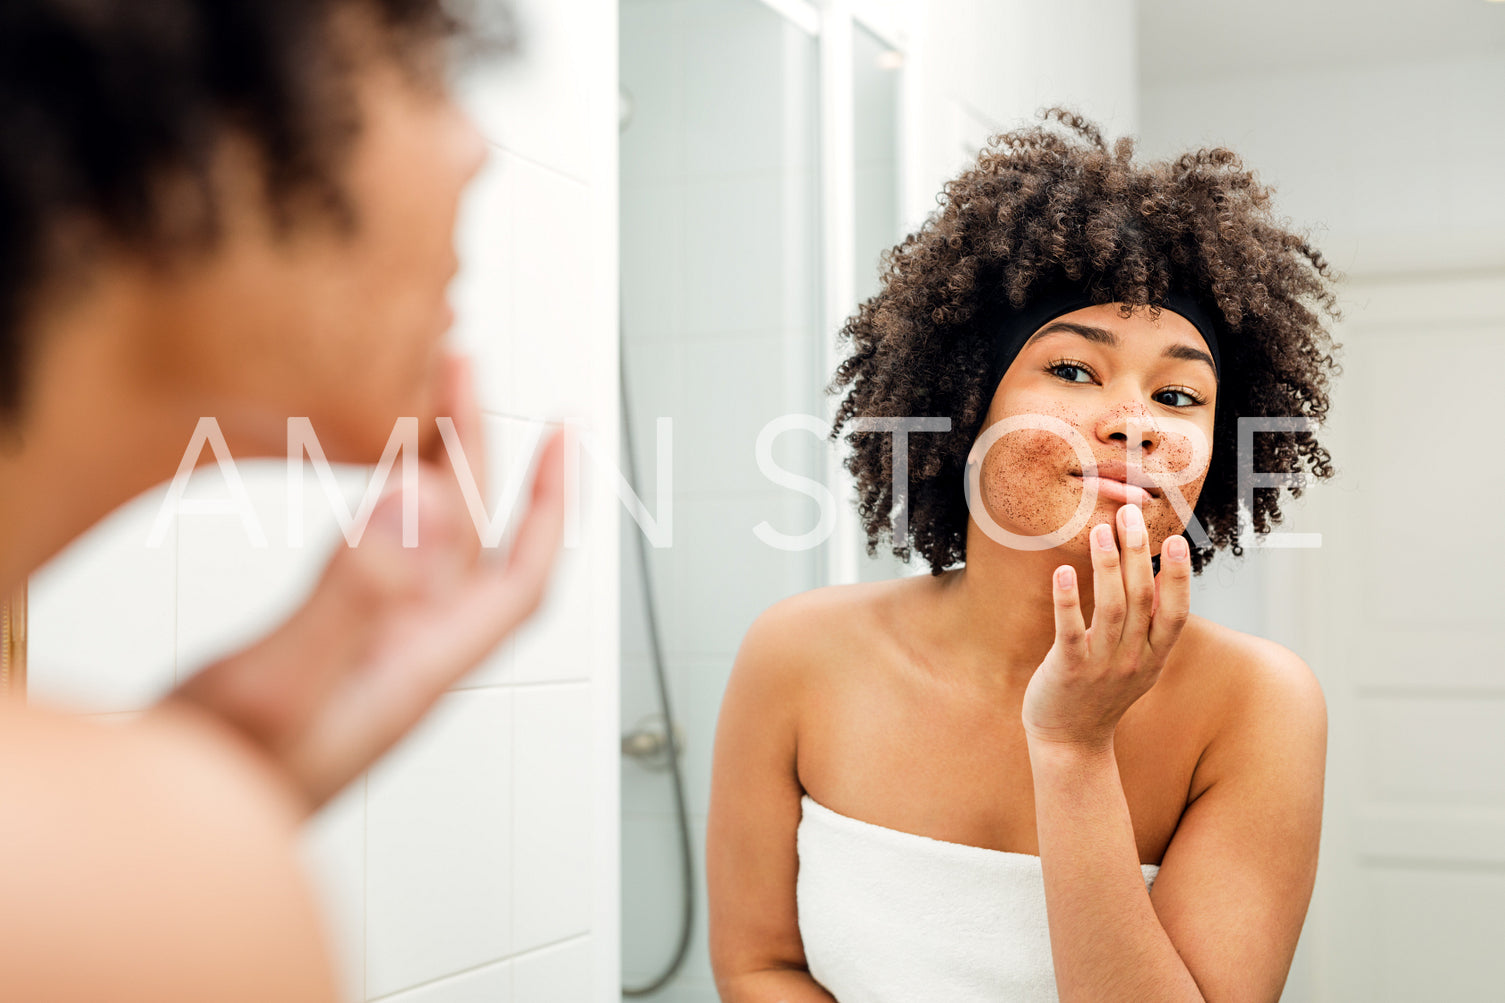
[463,2,606,185]
[367,689,514,998]
[618,513,675,668]
[450,149,517,417]
[620,812,712,995]
[676,332,813,497]
[619,181,687,340]
[383,960,512,1003]
[513,935,595,1002]
[679,175,789,337]
[620,2,685,186]
[510,158,609,422]
[681,5,797,176]
[665,494,815,660]
[511,511,598,686]
[26,1,620,1000]
[27,486,178,713]
[513,684,596,952]
[673,658,733,818]
[619,812,689,987]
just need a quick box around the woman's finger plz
[1116,503,1156,649]
[1051,564,1088,663]
[1147,533,1193,656]
[1088,521,1126,655]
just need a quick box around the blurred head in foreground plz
[0,0,511,462]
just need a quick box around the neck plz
[927,519,1098,689]
[0,275,199,592]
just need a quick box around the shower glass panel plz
[619,0,822,998]
[849,20,911,583]
[853,23,902,307]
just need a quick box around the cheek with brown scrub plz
[975,400,1086,542]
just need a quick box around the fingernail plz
[1056,565,1075,589]
[1093,524,1114,550]
[1122,504,1145,548]
[1167,536,1188,561]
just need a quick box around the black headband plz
[986,286,1223,393]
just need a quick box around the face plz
[140,34,488,463]
[972,303,1219,556]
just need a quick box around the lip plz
[1072,461,1161,494]
[1072,473,1154,507]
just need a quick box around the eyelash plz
[1044,358,1209,408]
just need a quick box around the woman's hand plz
[151,353,568,815]
[1021,502,1192,752]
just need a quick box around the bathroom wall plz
[1140,56,1505,275]
[24,1,622,1000]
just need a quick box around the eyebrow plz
[1025,321,1217,375]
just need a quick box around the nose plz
[1098,403,1163,454]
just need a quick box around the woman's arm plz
[1029,647,1324,1002]
[1029,739,1202,1001]
[706,600,837,1003]
[1143,641,1326,1001]
[1025,504,1326,1002]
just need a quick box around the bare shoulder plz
[734,579,898,685]
[1177,614,1326,720]
[1173,616,1328,794]
[720,579,904,746]
[0,701,337,1003]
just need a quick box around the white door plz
[1275,270,1505,1000]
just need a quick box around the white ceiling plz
[1139,0,1505,85]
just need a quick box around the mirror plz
[619,0,1505,1000]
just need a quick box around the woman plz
[708,109,1338,1002]
[0,2,563,1000]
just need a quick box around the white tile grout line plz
[509,684,518,995]
[362,932,591,1002]
[361,770,369,1003]
[485,140,595,192]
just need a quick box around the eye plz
[1045,359,1096,384]
[1153,386,1208,408]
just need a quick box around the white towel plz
[796,794,1159,1003]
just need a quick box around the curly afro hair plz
[828,107,1342,576]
